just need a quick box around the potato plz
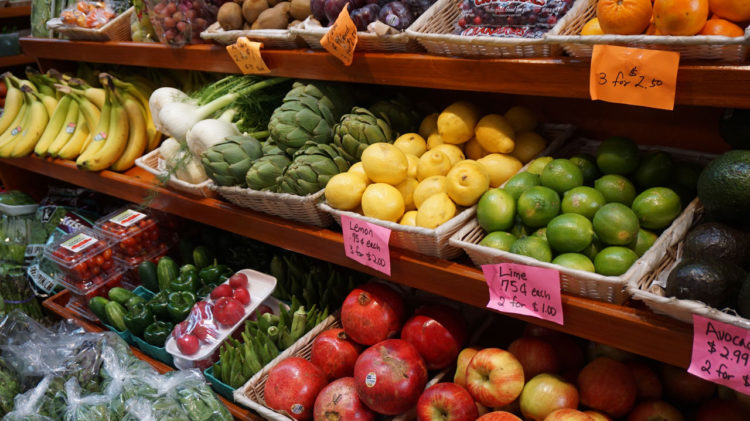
[267,0,280,6]
[290,0,310,20]
[218,2,244,30]
[288,19,303,28]
[243,22,252,29]
[242,0,269,23]
[252,2,290,29]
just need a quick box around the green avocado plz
[697,150,750,227]
[664,258,747,308]
[683,222,750,270]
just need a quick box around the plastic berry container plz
[94,207,161,265]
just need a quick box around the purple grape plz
[311,0,327,23]
[324,0,349,23]
[378,1,413,30]
[350,4,381,30]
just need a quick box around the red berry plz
[210,284,233,300]
[177,334,200,355]
[233,287,250,305]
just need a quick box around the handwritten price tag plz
[226,37,271,74]
[481,263,563,325]
[688,315,750,394]
[341,214,391,276]
[590,45,679,111]
[320,3,358,66]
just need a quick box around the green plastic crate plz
[204,365,235,402]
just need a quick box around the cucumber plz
[105,301,128,331]
[157,257,178,291]
[88,297,109,322]
[108,287,135,305]
[138,261,159,292]
[192,246,213,269]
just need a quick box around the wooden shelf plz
[20,38,750,108]
[0,5,30,18]
[0,155,694,368]
[0,54,33,67]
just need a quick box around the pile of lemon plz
[324,102,549,229]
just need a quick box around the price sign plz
[688,315,750,394]
[320,3,358,66]
[481,263,563,325]
[226,37,271,74]
[341,214,391,276]
[590,45,679,111]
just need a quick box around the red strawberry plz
[233,287,250,305]
[210,284,233,300]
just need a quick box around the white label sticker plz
[291,404,304,415]
[93,131,107,142]
[60,233,97,253]
[365,372,376,388]
[65,123,76,134]
[10,126,21,136]
[109,209,147,227]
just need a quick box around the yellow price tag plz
[320,4,358,66]
[226,37,271,74]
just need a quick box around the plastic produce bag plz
[59,1,117,29]
[455,0,575,38]
[2,376,56,421]
[145,0,217,46]
[61,378,113,421]
[131,0,158,41]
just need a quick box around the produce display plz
[94,207,165,266]
[457,0,575,38]
[146,0,217,46]
[44,227,122,293]
[59,1,117,29]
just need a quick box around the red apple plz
[454,347,479,388]
[313,377,375,421]
[584,411,612,421]
[626,361,662,400]
[264,357,328,420]
[341,283,405,345]
[497,398,521,416]
[661,364,715,404]
[696,399,748,421]
[508,337,561,379]
[477,411,523,421]
[354,339,427,415]
[522,325,584,372]
[544,408,594,421]
[577,357,636,418]
[465,348,525,408]
[587,342,638,362]
[476,402,491,416]
[310,328,363,381]
[401,304,468,370]
[626,401,683,421]
[520,373,579,421]
[416,383,478,421]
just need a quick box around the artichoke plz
[369,94,421,135]
[278,143,350,196]
[261,139,288,156]
[267,82,353,156]
[332,107,395,164]
[201,135,264,187]
[246,154,292,191]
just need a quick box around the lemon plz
[431,144,465,167]
[427,133,444,149]
[511,131,547,164]
[438,101,480,144]
[446,161,491,206]
[406,154,419,179]
[528,156,553,175]
[348,162,371,183]
[325,172,368,210]
[417,150,452,181]
[453,159,490,180]
[475,114,515,154]
[393,133,427,157]
[400,210,418,226]
[361,143,408,185]
[395,177,419,211]
[361,183,405,222]
[505,105,538,132]
[464,137,488,160]
[478,154,524,187]
[419,113,439,139]
[416,193,457,228]
[414,175,448,209]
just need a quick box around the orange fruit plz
[645,15,664,34]
[708,0,750,22]
[699,17,744,35]
[597,0,653,34]
[581,17,605,35]
[654,0,709,35]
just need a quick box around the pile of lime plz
[476,137,700,276]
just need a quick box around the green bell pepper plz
[196,283,217,299]
[169,271,198,292]
[143,321,174,347]
[167,291,196,322]
[125,295,147,310]
[123,302,154,337]
[198,265,223,285]
[180,264,197,275]
[148,290,171,321]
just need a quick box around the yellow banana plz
[39,94,58,116]
[111,78,161,151]
[45,100,80,157]
[32,95,72,157]
[57,111,90,160]
[0,78,24,134]
[0,96,30,150]
[76,92,111,166]
[8,93,50,158]
[81,91,128,171]
[110,93,146,172]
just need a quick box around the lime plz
[630,229,658,257]
[634,151,674,189]
[477,189,516,232]
[594,247,639,276]
[532,227,547,242]
[517,186,561,228]
[596,136,640,175]
[510,236,553,263]
[527,156,553,175]
[540,159,584,194]
[479,231,517,252]
[552,253,595,272]
[582,234,603,261]
[631,187,682,230]
[593,203,640,246]
[570,154,600,185]
[594,174,637,206]
[503,172,541,200]
[561,186,606,220]
[510,216,531,238]
[547,213,595,253]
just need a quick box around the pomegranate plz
[341,283,405,345]
[401,304,467,370]
[311,328,363,381]
[313,377,376,421]
[264,357,328,420]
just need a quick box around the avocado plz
[683,222,750,269]
[737,275,750,318]
[697,150,750,227]
[719,108,750,150]
[665,258,747,308]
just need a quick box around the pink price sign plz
[688,315,750,394]
[341,214,391,276]
[481,263,564,325]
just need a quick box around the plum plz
[403,0,434,16]
[378,1,413,30]
[351,4,380,30]
[324,0,349,23]
[311,0,327,23]
[349,0,369,8]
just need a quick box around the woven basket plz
[449,138,715,304]
[134,148,215,198]
[46,7,133,41]
[291,17,423,52]
[406,0,587,58]
[200,22,306,49]
[214,185,333,228]
[547,0,750,61]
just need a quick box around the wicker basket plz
[214,185,333,228]
[406,0,588,58]
[46,7,133,41]
[291,17,423,52]
[449,138,716,304]
[547,0,750,61]
[200,22,306,49]
[134,148,215,198]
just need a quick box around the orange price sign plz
[320,4,358,66]
[226,37,271,75]
[590,45,680,111]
